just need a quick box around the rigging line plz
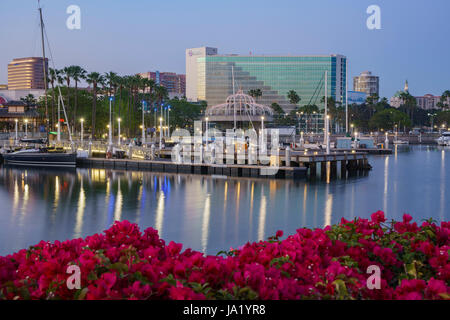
[41,14,73,144]
[308,73,324,106]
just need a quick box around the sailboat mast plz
[232,65,236,130]
[38,3,49,133]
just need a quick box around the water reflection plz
[74,175,86,237]
[0,145,448,256]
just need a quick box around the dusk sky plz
[1,0,449,98]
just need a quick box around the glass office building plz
[188,49,347,112]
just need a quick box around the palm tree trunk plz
[118,87,122,121]
[92,85,97,138]
[66,79,70,124]
[74,81,78,134]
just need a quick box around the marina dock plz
[76,150,370,180]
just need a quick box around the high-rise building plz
[139,71,186,97]
[186,47,347,112]
[8,57,48,90]
[353,71,379,97]
[186,47,218,102]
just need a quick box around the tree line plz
[247,88,450,132]
[36,66,205,138]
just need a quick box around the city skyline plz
[0,0,449,99]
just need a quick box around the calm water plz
[0,145,448,256]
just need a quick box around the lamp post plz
[163,106,167,137]
[160,103,164,138]
[205,117,209,145]
[15,119,18,143]
[167,105,171,137]
[326,115,330,154]
[109,96,113,148]
[24,119,28,137]
[153,108,157,138]
[80,118,84,143]
[57,96,61,142]
[117,118,121,146]
[324,70,329,153]
[159,117,163,151]
[385,132,389,149]
[428,113,436,131]
[141,100,146,145]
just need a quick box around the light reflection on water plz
[0,145,448,256]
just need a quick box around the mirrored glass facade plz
[196,55,346,112]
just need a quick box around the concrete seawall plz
[77,158,308,180]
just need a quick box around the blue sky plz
[1,0,449,98]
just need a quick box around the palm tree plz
[86,72,104,138]
[20,94,37,106]
[116,75,125,123]
[62,66,74,112]
[104,72,118,98]
[123,76,133,136]
[48,68,60,129]
[366,94,379,117]
[399,91,417,122]
[287,90,301,108]
[248,88,262,101]
[139,78,155,132]
[439,90,450,110]
[155,85,168,106]
[104,72,118,134]
[71,66,86,132]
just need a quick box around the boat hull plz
[2,152,77,167]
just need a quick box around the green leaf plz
[405,262,417,279]
[76,287,88,300]
[332,279,349,300]
[438,293,450,300]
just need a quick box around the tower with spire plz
[404,80,409,92]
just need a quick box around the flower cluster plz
[0,212,448,300]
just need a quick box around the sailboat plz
[3,2,76,167]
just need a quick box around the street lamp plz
[80,118,84,143]
[141,100,146,145]
[167,105,171,137]
[159,117,163,151]
[326,115,330,154]
[109,96,113,148]
[205,117,209,144]
[117,118,121,146]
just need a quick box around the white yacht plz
[436,132,450,146]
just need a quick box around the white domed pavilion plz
[205,90,273,129]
